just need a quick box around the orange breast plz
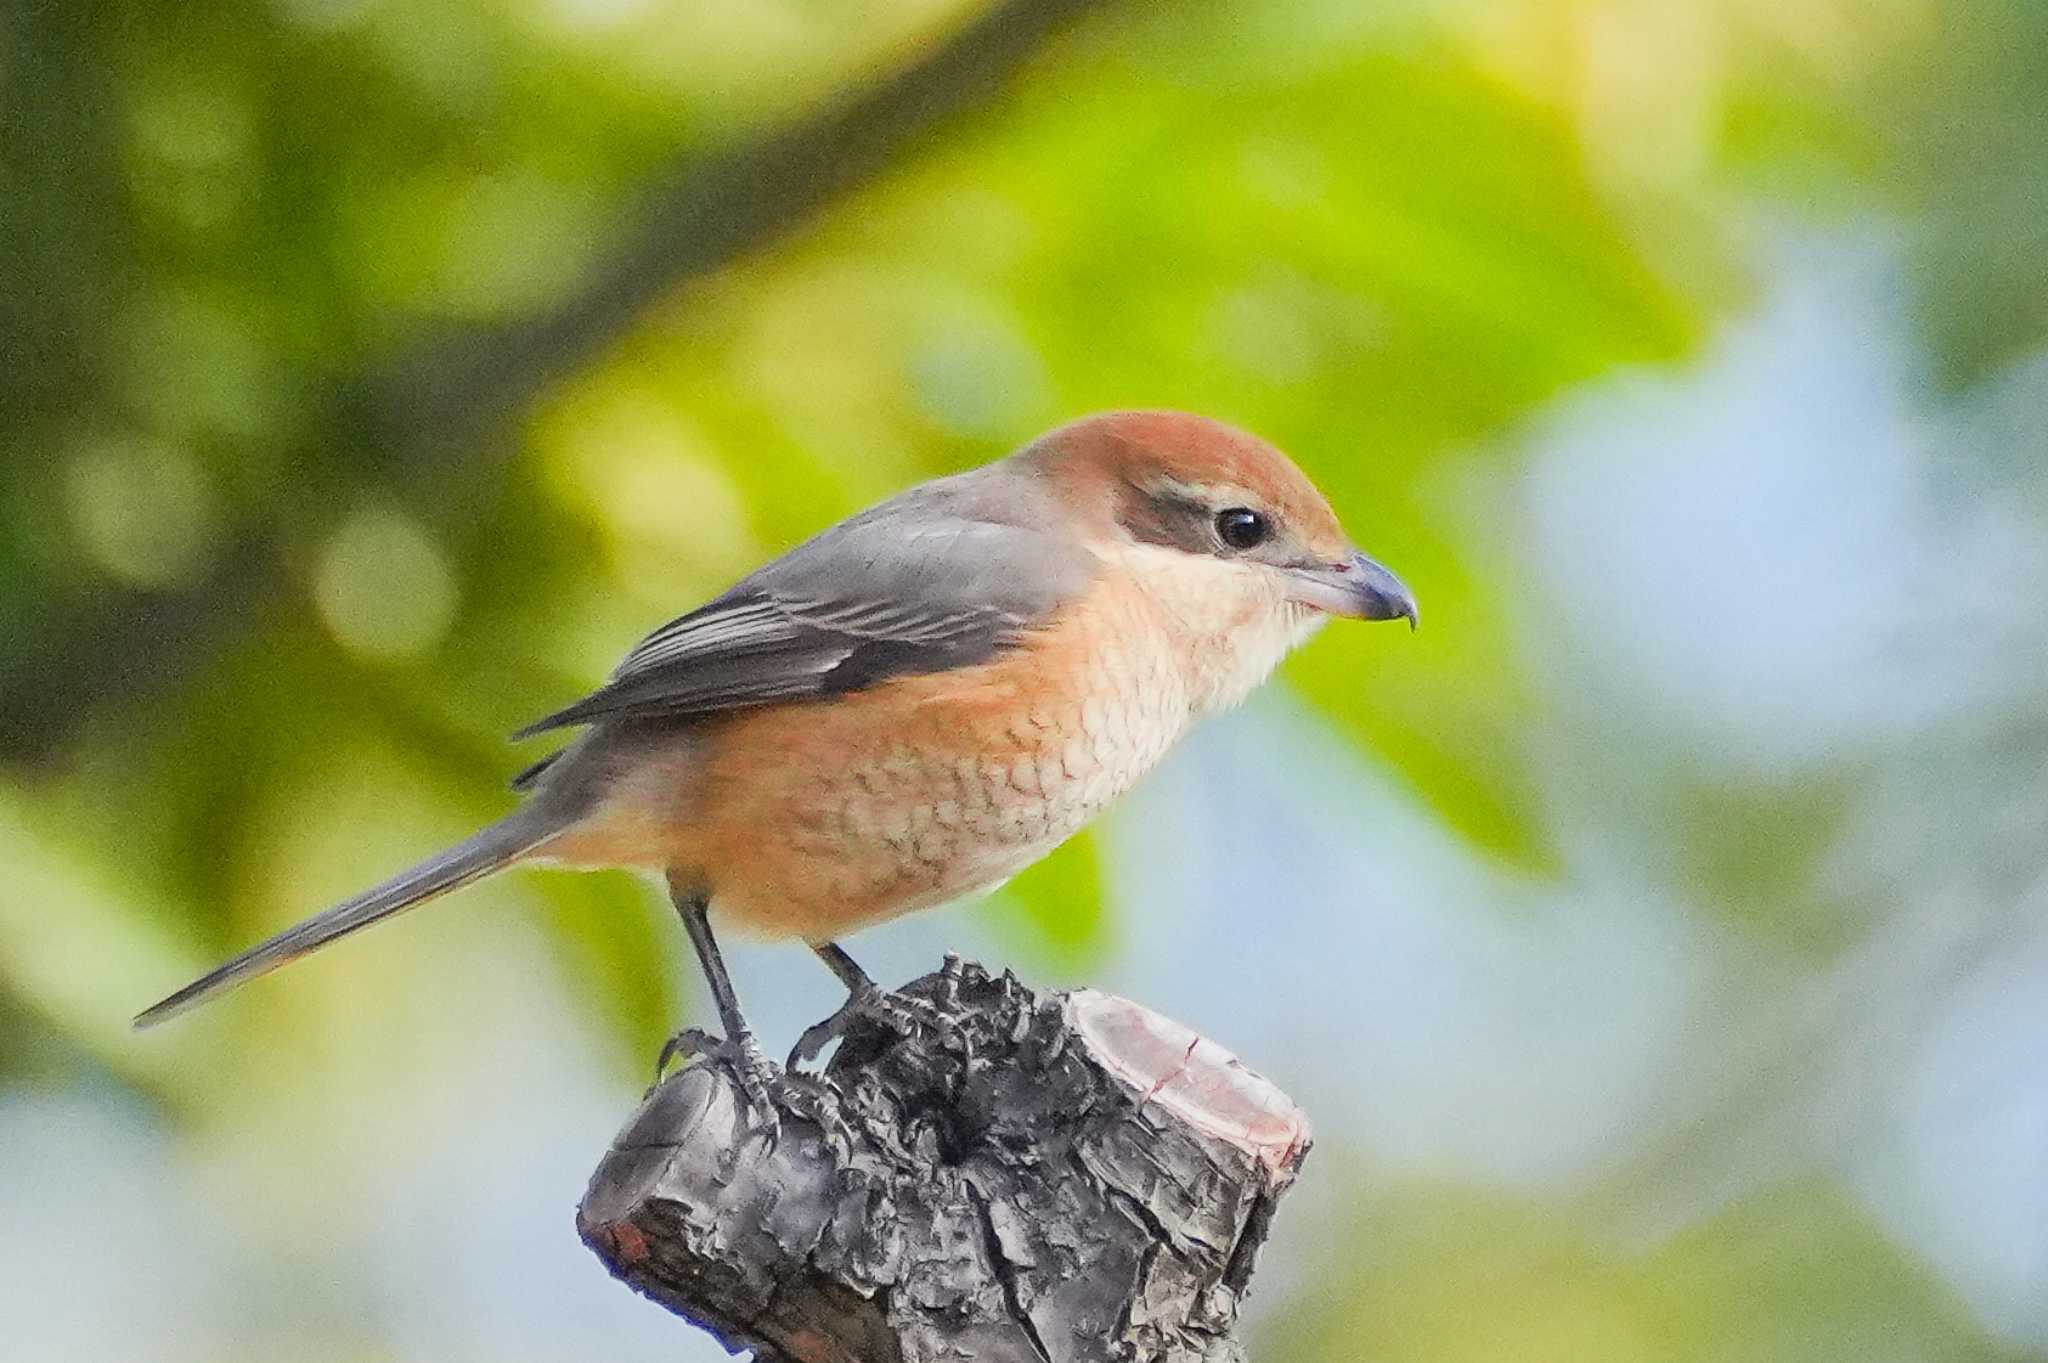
[557,580,1197,941]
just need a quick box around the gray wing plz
[511,477,1091,741]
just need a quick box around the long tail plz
[134,807,565,1029]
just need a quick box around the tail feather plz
[134,810,562,1029]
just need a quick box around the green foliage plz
[10,0,2039,1081]
[523,33,1706,875]
[1266,1178,2023,1363]
[5,2,2048,1357]
[983,829,1112,971]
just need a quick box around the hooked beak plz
[1285,550,1418,628]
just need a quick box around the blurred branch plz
[361,0,1108,474]
[580,960,1309,1363]
[0,1,126,427]
[0,535,279,756]
[0,0,1107,761]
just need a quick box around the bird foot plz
[654,1026,837,1144]
[789,981,960,1070]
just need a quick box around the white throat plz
[1103,543,1327,714]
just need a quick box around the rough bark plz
[579,959,1311,1363]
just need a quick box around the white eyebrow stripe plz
[1143,475,1259,507]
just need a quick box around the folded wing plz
[513,497,1091,739]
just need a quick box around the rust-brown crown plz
[1020,410,1351,560]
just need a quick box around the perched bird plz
[136,411,1415,1107]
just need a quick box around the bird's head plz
[1022,410,1417,630]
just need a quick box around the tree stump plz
[577,959,1312,1363]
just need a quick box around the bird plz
[135,410,1416,1111]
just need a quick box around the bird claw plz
[653,1026,783,1131]
[655,1026,848,1148]
[789,982,960,1070]
[652,1027,722,1088]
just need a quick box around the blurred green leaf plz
[534,871,680,1081]
[980,828,1112,973]
[1869,0,2048,389]
[586,39,1708,878]
[1263,1177,2023,1363]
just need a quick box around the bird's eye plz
[1214,507,1271,551]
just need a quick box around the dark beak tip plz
[1294,551,1417,626]
[1346,551,1417,630]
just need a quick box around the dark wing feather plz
[512,477,1089,740]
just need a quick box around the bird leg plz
[659,877,818,1133]
[788,942,961,1069]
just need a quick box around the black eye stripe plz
[1115,482,1280,556]
[1214,507,1271,550]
